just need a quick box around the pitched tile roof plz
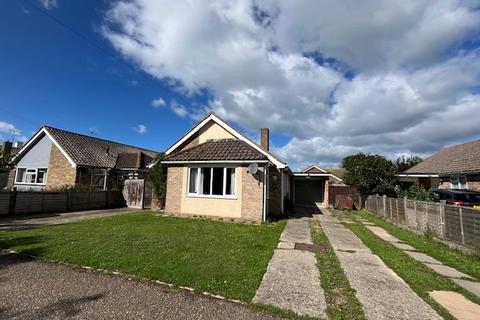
[44,126,158,169]
[163,139,268,162]
[405,139,480,175]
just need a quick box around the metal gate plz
[122,179,152,209]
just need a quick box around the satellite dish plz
[248,163,258,175]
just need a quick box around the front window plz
[15,168,48,185]
[188,167,236,197]
[450,176,467,189]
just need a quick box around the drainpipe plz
[263,164,269,222]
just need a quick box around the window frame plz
[187,165,237,199]
[14,167,49,185]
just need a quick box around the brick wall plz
[268,167,282,215]
[241,166,264,222]
[46,144,77,190]
[165,166,183,213]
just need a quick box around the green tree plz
[395,183,438,201]
[148,156,166,206]
[342,153,398,198]
[395,155,422,172]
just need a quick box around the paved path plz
[0,253,283,320]
[318,213,441,320]
[0,208,139,230]
[253,218,326,318]
[363,224,480,297]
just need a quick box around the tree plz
[342,153,398,198]
[395,155,422,172]
[0,150,13,169]
[148,155,166,208]
[395,182,438,202]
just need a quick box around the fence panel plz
[366,195,479,249]
[14,193,44,215]
[0,191,124,216]
[43,193,68,213]
[0,193,10,215]
[462,208,480,247]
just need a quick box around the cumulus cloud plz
[103,0,480,169]
[151,97,166,108]
[133,124,147,134]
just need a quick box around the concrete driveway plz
[0,208,139,230]
[0,254,283,320]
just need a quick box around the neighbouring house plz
[399,139,480,191]
[9,126,158,191]
[160,113,339,222]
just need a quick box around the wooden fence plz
[0,190,125,216]
[365,195,480,249]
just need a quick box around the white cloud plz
[0,121,22,136]
[103,0,480,169]
[38,0,57,10]
[133,124,147,134]
[151,97,166,108]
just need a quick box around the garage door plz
[295,179,324,206]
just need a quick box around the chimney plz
[2,141,13,155]
[260,128,269,151]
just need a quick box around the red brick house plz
[160,113,339,222]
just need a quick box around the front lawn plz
[0,212,285,301]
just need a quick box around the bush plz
[395,183,438,202]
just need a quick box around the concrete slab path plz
[318,214,441,320]
[362,221,477,288]
[429,291,480,320]
[253,218,326,318]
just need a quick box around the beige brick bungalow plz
[160,113,338,222]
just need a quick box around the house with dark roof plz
[399,139,480,191]
[161,113,339,222]
[9,126,158,191]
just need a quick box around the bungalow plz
[399,139,480,191]
[161,113,338,222]
[9,126,158,191]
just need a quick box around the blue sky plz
[0,0,229,152]
[1,1,479,169]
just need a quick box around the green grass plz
[310,218,366,320]
[0,212,285,301]
[358,210,480,280]
[346,222,480,320]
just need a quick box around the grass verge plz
[310,218,366,320]
[358,210,480,280]
[0,212,285,301]
[347,222,480,320]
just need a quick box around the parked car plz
[431,189,480,208]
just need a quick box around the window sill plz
[187,194,238,200]
[14,182,46,186]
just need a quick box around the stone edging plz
[2,249,244,305]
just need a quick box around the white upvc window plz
[450,175,467,189]
[15,168,48,185]
[187,166,236,198]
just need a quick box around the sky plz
[1,0,480,170]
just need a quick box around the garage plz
[294,177,325,207]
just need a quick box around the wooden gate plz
[123,179,144,208]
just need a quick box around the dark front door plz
[295,178,325,206]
